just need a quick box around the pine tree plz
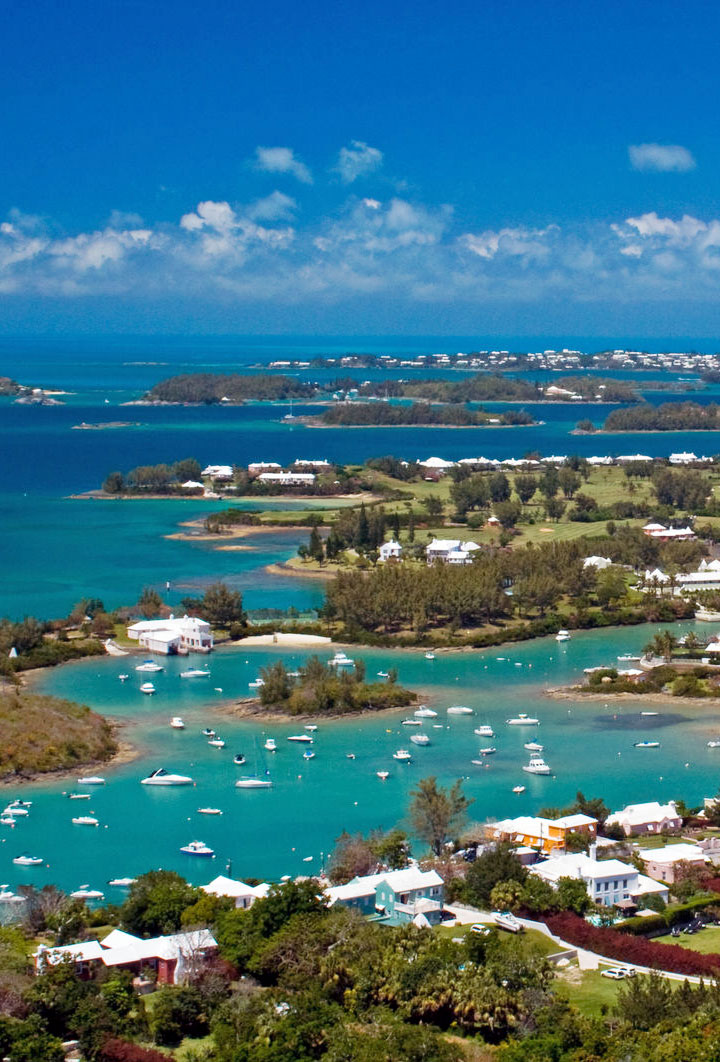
[308,526,324,563]
[407,510,415,542]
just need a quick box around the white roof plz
[128,615,211,635]
[418,457,456,468]
[490,813,596,837]
[326,865,443,904]
[617,454,652,462]
[182,480,205,489]
[644,568,670,583]
[606,801,679,828]
[639,843,705,865]
[37,940,105,964]
[427,538,462,552]
[633,873,670,897]
[100,929,141,949]
[583,556,612,568]
[201,464,233,477]
[202,875,270,900]
[532,853,636,884]
[643,523,667,532]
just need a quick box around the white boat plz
[618,655,641,663]
[71,887,105,900]
[248,678,265,689]
[170,717,185,729]
[414,706,438,718]
[9,800,31,808]
[3,806,27,817]
[555,630,571,642]
[12,855,43,866]
[346,753,355,759]
[180,840,214,857]
[425,651,435,660]
[141,768,194,786]
[264,738,277,752]
[180,668,211,678]
[708,740,720,748]
[118,674,129,682]
[377,671,389,678]
[72,816,99,826]
[304,724,318,732]
[507,714,539,726]
[201,728,216,737]
[303,749,315,760]
[634,741,660,748]
[493,911,523,933]
[287,734,313,743]
[0,889,23,905]
[524,741,544,752]
[233,754,246,765]
[447,705,473,715]
[512,785,526,794]
[198,807,223,815]
[641,711,659,717]
[410,733,430,746]
[393,749,412,762]
[140,682,156,695]
[471,759,489,767]
[68,792,91,800]
[208,738,225,748]
[474,725,494,737]
[479,746,497,755]
[77,776,105,785]
[235,777,273,789]
[136,660,163,672]
[0,817,15,827]
[402,718,422,726]
[329,651,354,668]
[522,754,552,775]
[108,877,136,887]
[376,770,389,780]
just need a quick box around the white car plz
[470,923,491,935]
[601,966,635,980]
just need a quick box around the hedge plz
[546,912,720,977]
[100,1041,172,1062]
[619,896,720,936]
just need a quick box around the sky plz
[2,0,720,337]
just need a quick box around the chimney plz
[589,843,597,861]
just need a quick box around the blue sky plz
[2,0,720,336]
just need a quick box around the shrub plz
[100,1038,173,1060]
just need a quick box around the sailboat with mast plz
[235,737,273,789]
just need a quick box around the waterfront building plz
[669,452,699,465]
[486,813,597,855]
[293,459,331,468]
[583,556,613,570]
[35,928,217,984]
[638,843,707,885]
[248,462,282,473]
[201,464,233,479]
[127,615,213,654]
[202,875,271,908]
[605,800,682,837]
[326,866,444,925]
[256,472,316,486]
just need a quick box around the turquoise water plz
[5,620,716,894]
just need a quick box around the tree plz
[644,629,677,663]
[515,474,537,505]
[489,471,511,503]
[423,496,443,519]
[408,777,472,856]
[103,471,125,494]
[489,880,524,912]
[258,661,291,705]
[544,496,566,521]
[308,526,324,564]
[594,567,628,607]
[558,467,581,499]
[465,843,528,906]
[172,458,202,482]
[555,877,590,914]
[121,871,197,937]
[520,875,557,914]
[201,583,245,626]
[494,500,522,530]
[137,587,163,618]
[407,510,415,542]
[354,504,370,550]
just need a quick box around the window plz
[623,879,628,888]
[604,882,609,891]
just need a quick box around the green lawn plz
[435,923,559,957]
[632,835,690,850]
[555,967,624,1017]
[654,925,720,954]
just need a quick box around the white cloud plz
[335,141,383,183]
[246,191,297,222]
[253,146,312,184]
[459,225,557,260]
[628,143,696,172]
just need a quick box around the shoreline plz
[265,560,333,580]
[544,686,720,710]
[213,695,428,725]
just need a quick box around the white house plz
[426,538,481,564]
[202,875,271,909]
[35,928,217,985]
[379,539,403,562]
[583,556,613,570]
[257,472,316,486]
[201,464,233,479]
[417,457,456,473]
[605,800,682,837]
[127,615,213,654]
[669,452,698,465]
[293,459,331,468]
[531,849,639,906]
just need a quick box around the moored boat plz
[180,840,214,857]
[524,741,544,752]
[410,733,430,746]
[264,738,277,752]
[198,807,223,815]
[136,660,164,672]
[208,738,225,748]
[555,630,571,642]
[233,754,246,765]
[376,770,389,780]
[141,768,194,786]
[170,717,185,729]
[512,785,526,794]
[71,887,104,900]
[447,705,473,715]
[12,855,43,866]
[180,668,211,678]
[393,749,412,762]
[474,725,494,737]
[235,777,273,789]
[72,816,99,826]
[414,706,438,718]
[506,714,539,726]
[634,740,660,748]
[287,734,313,743]
[139,682,156,695]
[522,754,552,775]
[479,746,497,755]
[77,776,105,785]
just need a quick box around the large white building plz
[127,615,213,654]
[426,538,481,565]
[257,472,316,486]
[202,875,271,909]
[531,848,669,907]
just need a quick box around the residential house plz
[583,556,613,570]
[426,539,481,564]
[417,457,456,473]
[202,875,271,909]
[326,866,445,925]
[530,847,669,907]
[485,813,597,855]
[669,452,698,465]
[257,472,316,486]
[127,615,213,654]
[605,800,682,837]
[638,843,707,886]
[201,464,233,480]
[379,539,403,562]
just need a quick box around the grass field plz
[654,925,720,954]
[555,967,624,1017]
[434,922,560,958]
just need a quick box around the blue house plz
[326,866,445,925]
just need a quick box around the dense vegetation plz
[0,690,116,778]
[0,376,23,396]
[321,402,535,427]
[143,373,316,403]
[102,458,203,495]
[257,656,416,715]
[604,400,720,431]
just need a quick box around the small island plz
[0,376,64,404]
[603,401,720,432]
[135,373,317,404]
[0,688,118,780]
[250,656,417,716]
[314,402,536,428]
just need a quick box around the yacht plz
[235,777,273,789]
[136,660,163,672]
[201,728,216,737]
[524,741,544,752]
[10,801,31,808]
[303,749,315,760]
[512,785,526,794]
[141,768,194,786]
[329,651,354,668]
[0,817,15,827]
[479,746,497,755]
[170,717,185,729]
[12,855,43,866]
[447,705,473,715]
[377,671,389,678]
[522,754,552,775]
[708,740,720,748]
[414,706,438,719]
[506,713,539,726]
[393,749,412,762]
[68,793,91,800]
[402,718,422,726]
[555,630,571,642]
[77,776,105,785]
[233,753,246,765]
[139,682,156,695]
[180,840,215,857]
[72,816,99,826]
[108,877,136,887]
[493,911,523,933]
[474,725,494,738]
[248,678,265,690]
[3,805,27,817]
[425,651,435,660]
[410,733,430,746]
[180,668,211,678]
[376,770,389,780]
[208,738,225,749]
[198,807,223,815]
[304,724,318,733]
[633,740,660,748]
[71,887,105,900]
[287,734,313,743]
[264,738,277,752]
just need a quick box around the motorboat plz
[475,725,494,737]
[68,793,91,800]
[0,889,23,904]
[708,740,720,748]
[402,718,422,726]
[235,777,273,789]
[303,749,315,760]
[71,887,105,900]
[346,753,356,760]
[140,682,156,695]
[506,714,539,726]
[479,746,497,755]
[524,741,544,752]
[618,655,641,663]
[180,668,211,678]
[0,817,15,827]
[287,670,302,678]
[77,776,105,785]
[12,855,42,866]
[3,806,27,817]
[329,651,354,668]
[555,630,571,642]
[414,706,438,718]
[634,741,660,748]
[410,733,430,746]
[198,807,223,815]
[447,705,473,715]
[248,678,265,689]
[208,738,225,748]
[471,759,489,767]
[118,674,129,682]
[522,754,552,775]
[233,754,246,765]
[72,816,99,826]
[425,651,435,660]
[376,770,389,780]
[493,911,523,933]
[9,800,31,808]
[136,660,164,672]
[287,734,313,743]
[264,738,277,752]
[641,711,659,717]
[170,717,185,729]
[512,785,526,794]
[393,749,412,762]
[141,768,193,786]
[305,724,318,732]
[108,877,136,887]
[377,671,389,678]
[201,728,216,737]
[180,840,215,857]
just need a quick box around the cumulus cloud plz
[628,143,696,172]
[459,225,558,260]
[335,140,383,183]
[246,191,297,222]
[253,146,312,184]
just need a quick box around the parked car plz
[601,967,632,980]
[470,923,491,935]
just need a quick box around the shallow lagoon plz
[4,620,717,895]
